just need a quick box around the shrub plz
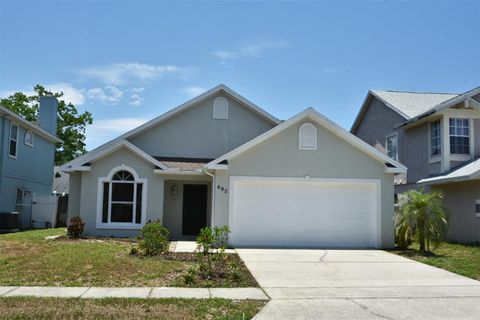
[66,216,85,238]
[138,221,170,255]
[192,226,230,280]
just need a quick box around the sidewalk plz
[0,286,268,300]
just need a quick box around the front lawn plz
[391,242,480,281]
[0,228,257,287]
[0,297,265,320]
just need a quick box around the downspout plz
[204,166,215,227]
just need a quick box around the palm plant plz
[394,189,448,253]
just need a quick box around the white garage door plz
[229,177,380,248]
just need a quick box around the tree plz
[1,85,93,165]
[395,189,448,253]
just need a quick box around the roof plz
[370,90,459,119]
[153,157,212,171]
[61,140,169,172]
[208,107,407,174]
[61,84,280,171]
[0,105,63,144]
[418,158,480,185]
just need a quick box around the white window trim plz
[428,119,442,163]
[298,122,317,150]
[24,130,34,147]
[449,117,471,156]
[8,122,19,159]
[476,199,480,218]
[385,133,398,161]
[96,165,148,229]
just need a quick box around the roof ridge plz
[372,89,460,95]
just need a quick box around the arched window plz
[299,122,317,150]
[213,97,229,119]
[24,130,34,147]
[97,166,147,228]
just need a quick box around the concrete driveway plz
[236,249,480,320]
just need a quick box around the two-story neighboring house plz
[61,84,406,248]
[0,95,62,229]
[351,86,480,243]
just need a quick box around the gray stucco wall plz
[77,147,164,237]
[432,180,480,244]
[0,117,55,213]
[128,93,275,159]
[67,172,82,221]
[163,178,211,239]
[214,118,396,248]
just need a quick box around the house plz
[61,84,406,248]
[351,86,480,243]
[0,95,62,229]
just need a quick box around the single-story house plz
[61,84,406,248]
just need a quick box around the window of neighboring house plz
[100,168,145,226]
[16,188,30,205]
[299,122,317,150]
[449,118,470,155]
[9,123,18,158]
[430,120,441,157]
[385,133,398,161]
[24,130,34,147]
[476,200,480,218]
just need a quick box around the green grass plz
[0,297,266,320]
[391,242,480,281]
[0,228,257,287]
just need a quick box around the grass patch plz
[391,242,480,281]
[0,228,257,287]
[0,296,265,320]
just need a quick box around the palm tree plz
[395,189,448,253]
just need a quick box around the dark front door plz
[182,184,208,236]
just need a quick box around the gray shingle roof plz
[418,159,480,185]
[371,90,459,119]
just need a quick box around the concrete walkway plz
[0,286,268,300]
[237,249,480,320]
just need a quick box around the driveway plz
[236,249,480,320]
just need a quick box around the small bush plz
[66,216,85,238]
[138,221,170,255]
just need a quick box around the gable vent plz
[213,97,229,120]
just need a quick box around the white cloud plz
[130,87,145,93]
[181,86,206,98]
[213,40,288,61]
[86,85,124,105]
[85,117,149,149]
[44,83,86,105]
[78,63,193,85]
[129,94,144,106]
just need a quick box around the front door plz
[182,184,208,236]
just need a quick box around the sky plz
[1,1,479,150]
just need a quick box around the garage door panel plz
[230,178,379,248]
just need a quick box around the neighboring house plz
[351,86,480,243]
[0,95,62,229]
[61,84,405,248]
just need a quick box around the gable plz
[228,118,388,179]
[128,92,276,159]
[209,108,406,174]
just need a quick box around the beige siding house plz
[62,84,405,248]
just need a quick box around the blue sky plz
[1,1,479,150]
